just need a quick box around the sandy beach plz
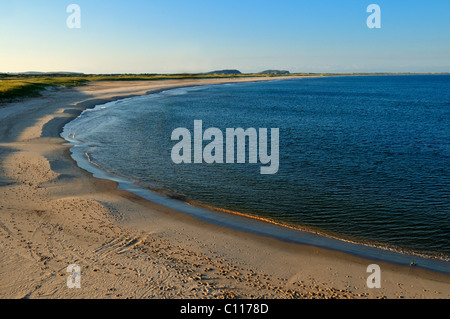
[0,78,449,299]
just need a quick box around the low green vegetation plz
[1,72,448,102]
[0,77,89,101]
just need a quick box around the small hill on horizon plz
[258,70,290,75]
[204,69,242,75]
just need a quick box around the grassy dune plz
[0,77,89,101]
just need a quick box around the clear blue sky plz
[1,0,449,73]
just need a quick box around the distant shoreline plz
[2,72,449,103]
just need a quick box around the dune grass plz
[0,77,89,101]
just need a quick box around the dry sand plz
[0,78,449,299]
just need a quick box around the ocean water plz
[62,75,450,261]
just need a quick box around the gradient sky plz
[1,0,449,74]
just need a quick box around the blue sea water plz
[62,75,450,261]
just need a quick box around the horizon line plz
[2,71,450,76]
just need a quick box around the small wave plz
[158,86,208,97]
[59,77,450,274]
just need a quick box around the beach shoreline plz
[0,77,449,299]
[64,108,450,275]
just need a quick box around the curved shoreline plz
[2,78,449,299]
[60,82,450,275]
